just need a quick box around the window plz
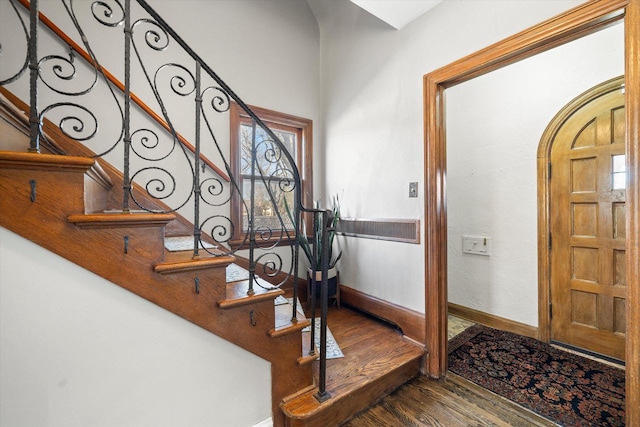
[612,154,626,190]
[229,103,313,247]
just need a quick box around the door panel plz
[550,84,626,361]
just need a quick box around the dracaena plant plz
[285,195,342,272]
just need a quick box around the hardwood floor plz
[342,372,557,427]
[320,308,556,427]
[283,303,555,426]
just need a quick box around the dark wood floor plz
[283,303,556,426]
[343,316,556,427]
[342,372,557,426]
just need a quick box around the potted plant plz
[287,196,342,305]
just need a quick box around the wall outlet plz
[409,182,418,198]
[462,235,491,256]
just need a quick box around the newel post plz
[314,209,333,403]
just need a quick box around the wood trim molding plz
[228,101,314,242]
[423,1,638,424]
[448,302,538,340]
[624,1,640,424]
[17,0,230,182]
[426,0,627,87]
[340,285,425,344]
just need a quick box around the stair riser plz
[84,171,111,214]
[1,168,87,220]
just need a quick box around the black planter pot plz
[308,267,338,299]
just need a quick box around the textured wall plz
[311,0,588,313]
[446,24,624,326]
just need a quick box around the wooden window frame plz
[229,102,313,248]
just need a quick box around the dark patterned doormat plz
[449,324,625,426]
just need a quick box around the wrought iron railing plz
[0,0,334,401]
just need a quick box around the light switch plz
[409,182,418,198]
[462,235,491,256]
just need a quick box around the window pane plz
[240,124,297,177]
[230,103,312,245]
[612,154,626,173]
[612,155,626,190]
[613,173,626,190]
[240,125,253,174]
[242,180,295,232]
[273,129,296,156]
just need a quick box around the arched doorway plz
[539,76,626,361]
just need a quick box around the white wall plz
[309,0,589,313]
[0,228,271,427]
[446,24,624,327]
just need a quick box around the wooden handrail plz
[18,0,230,182]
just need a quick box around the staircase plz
[0,89,315,427]
[0,1,426,425]
[0,89,428,427]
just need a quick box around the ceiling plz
[350,0,443,30]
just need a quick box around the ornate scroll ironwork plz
[1,0,335,401]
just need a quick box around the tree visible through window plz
[230,103,313,247]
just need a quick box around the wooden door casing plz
[550,80,626,360]
[423,1,639,424]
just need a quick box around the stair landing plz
[281,305,425,427]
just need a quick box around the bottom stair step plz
[281,306,426,427]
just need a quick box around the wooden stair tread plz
[283,351,424,418]
[218,279,285,309]
[68,212,176,229]
[271,300,311,338]
[298,331,319,365]
[0,150,94,171]
[155,253,234,274]
[282,350,424,417]
[281,307,426,426]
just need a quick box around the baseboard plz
[340,285,425,344]
[448,302,538,340]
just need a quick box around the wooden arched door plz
[549,77,626,360]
